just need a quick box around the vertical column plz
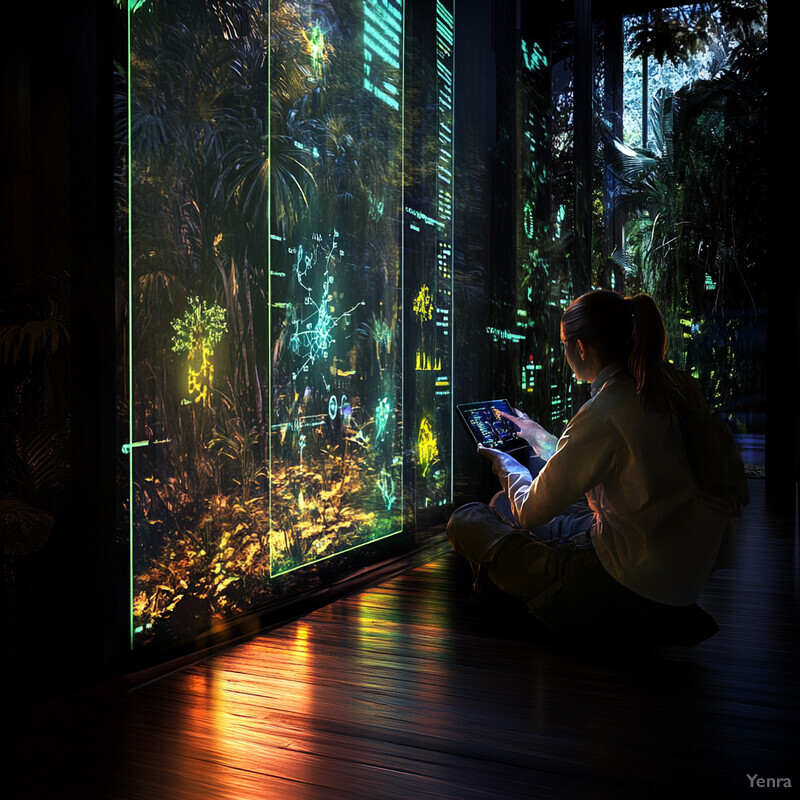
[406,0,454,509]
[435,0,454,503]
[268,0,406,576]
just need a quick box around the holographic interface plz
[124,0,453,648]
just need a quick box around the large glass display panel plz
[125,0,273,647]
[268,0,404,574]
[125,0,407,647]
[404,0,454,510]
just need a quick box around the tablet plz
[456,399,528,454]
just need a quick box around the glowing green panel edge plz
[125,2,415,633]
[127,2,134,649]
[439,0,454,501]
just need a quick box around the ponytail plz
[627,293,678,413]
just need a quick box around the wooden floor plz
[5,480,799,800]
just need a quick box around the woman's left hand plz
[477,444,520,477]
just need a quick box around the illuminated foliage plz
[626,1,766,67]
[306,23,326,73]
[170,297,228,407]
[610,2,767,425]
[170,296,228,355]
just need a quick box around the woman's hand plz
[499,409,557,460]
[477,444,520,477]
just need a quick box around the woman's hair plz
[561,289,678,412]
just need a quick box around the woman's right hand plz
[499,409,557,460]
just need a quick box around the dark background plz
[0,0,790,709]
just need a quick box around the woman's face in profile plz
[560,322,594,383]
[560,323,581,379]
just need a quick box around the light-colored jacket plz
[497,369,736,606]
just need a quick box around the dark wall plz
[1,3,119,708]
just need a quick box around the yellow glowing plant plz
[171,296,227,408]
[413,283,434,322]
[417,417,438,477]
[187,344,214,406]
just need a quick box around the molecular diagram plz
[289,229,364,387]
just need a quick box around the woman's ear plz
[577,339,587,361]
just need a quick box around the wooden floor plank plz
[5,480,798,799]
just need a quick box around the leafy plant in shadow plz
[0,272,71,561]
[605,26,766,420]
[626,2,767,67]
[207,390,267,502]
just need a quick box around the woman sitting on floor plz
[447,289,744,645]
